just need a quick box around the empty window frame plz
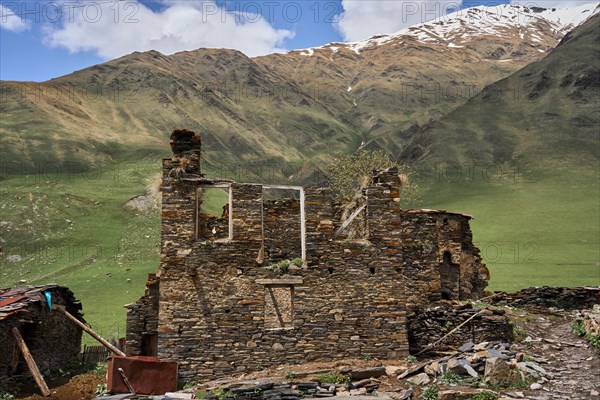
[197,185,232,241]
[262,185,306,261]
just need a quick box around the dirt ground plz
[15,307,599,400]
[18,371,104,400]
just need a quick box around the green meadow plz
[0,157,598,344]
[0,158,162,343]
[421,164,600,292]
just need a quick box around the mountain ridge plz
[1,2,598,180]
[287,2,599,56]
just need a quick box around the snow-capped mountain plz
[4,2,598,171]
[292,2,600,55]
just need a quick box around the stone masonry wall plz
[263,199,302,262]
[157,163,410,382]
[408,305,514,353]
[135,130,489,382]
[398,211,489,311]
[125,273,160,356]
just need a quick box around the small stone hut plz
[0,284,83,390]
[126,130,490,382]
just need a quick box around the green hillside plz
[421,14,600,290]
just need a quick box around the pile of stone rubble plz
[191,367,390,400]
[161,343,554,400]
[398,340,555,397]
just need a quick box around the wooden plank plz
[334,203,366,237]
[262,184,304,190]
[299,188,306,261]
[54,305,126,357]
[11,328,51,397]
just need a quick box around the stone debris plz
[408,304,513,353]
[161,366,401,400]
[401,339,558,393]
[580,304,600,336]
[348,367,386,380]
[407,372,430,386]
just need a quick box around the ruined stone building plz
[126,130,489,381]
[0,285,83,389]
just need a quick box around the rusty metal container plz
[107,356,178,395]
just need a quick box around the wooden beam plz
[11,328,51,397]
[256,278,304,286]
[262,184,304,191]
[54,305,126,357]
[334,203,366,237]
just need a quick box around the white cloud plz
[0,4,31,32]
[43,1,293,59]
[334,0,460,42]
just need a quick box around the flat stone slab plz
[349,367,387,380]
[305,394,393,400]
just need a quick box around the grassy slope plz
[422,170,599,291]
[421,14,600,290]
[0,158,162,343]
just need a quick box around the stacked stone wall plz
[156,171,409,382]
[127,138,489,382]
[125,274,160,356]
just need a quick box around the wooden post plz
[11,328,51,397]
[54,305,126,357]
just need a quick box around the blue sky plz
[1,0,563,82]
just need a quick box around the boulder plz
[407,372,431,386]
[530,383,543,390]
[385,365,406,377]
[484,357,518,386]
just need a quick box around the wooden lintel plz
[256,278,304,286]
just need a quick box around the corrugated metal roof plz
[0,284,59,321]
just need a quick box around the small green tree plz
[324,149,422,209]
